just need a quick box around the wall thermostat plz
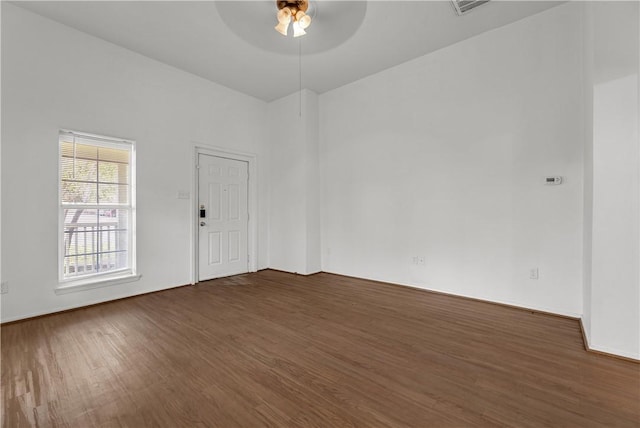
[544,176,563,185]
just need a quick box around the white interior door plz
[198,154,249,281]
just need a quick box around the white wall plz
[581,1,594,341]
[268,89,320,274]
[304,91,321,274]
[0,3,3,299]
[583,1,639,360]
[0,3,269,322]
[320,3,585,317]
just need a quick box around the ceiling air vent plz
[451,0,490,16]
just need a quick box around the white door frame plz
[192,144,258,284]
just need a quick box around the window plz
[59,130,136,284]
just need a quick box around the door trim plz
[192,144,258,284]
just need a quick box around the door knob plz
[200,221,206,226]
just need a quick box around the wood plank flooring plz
[2,270,639,427]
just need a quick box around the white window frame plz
[57,130,138,293]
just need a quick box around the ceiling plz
[13,1,564,101]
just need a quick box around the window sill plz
[55,273,142,295]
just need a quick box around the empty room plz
[1,0,639,426]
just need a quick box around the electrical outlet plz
[0,281,8,294]
[529,268,539,280]
[411,256,426,265]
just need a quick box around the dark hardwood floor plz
[2,270,639,427]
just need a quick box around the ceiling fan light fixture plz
[298,12,311,29]
[292,20,306,37]
[277,6,292,23]
[274,21,289,36]
[275,0,312,37]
